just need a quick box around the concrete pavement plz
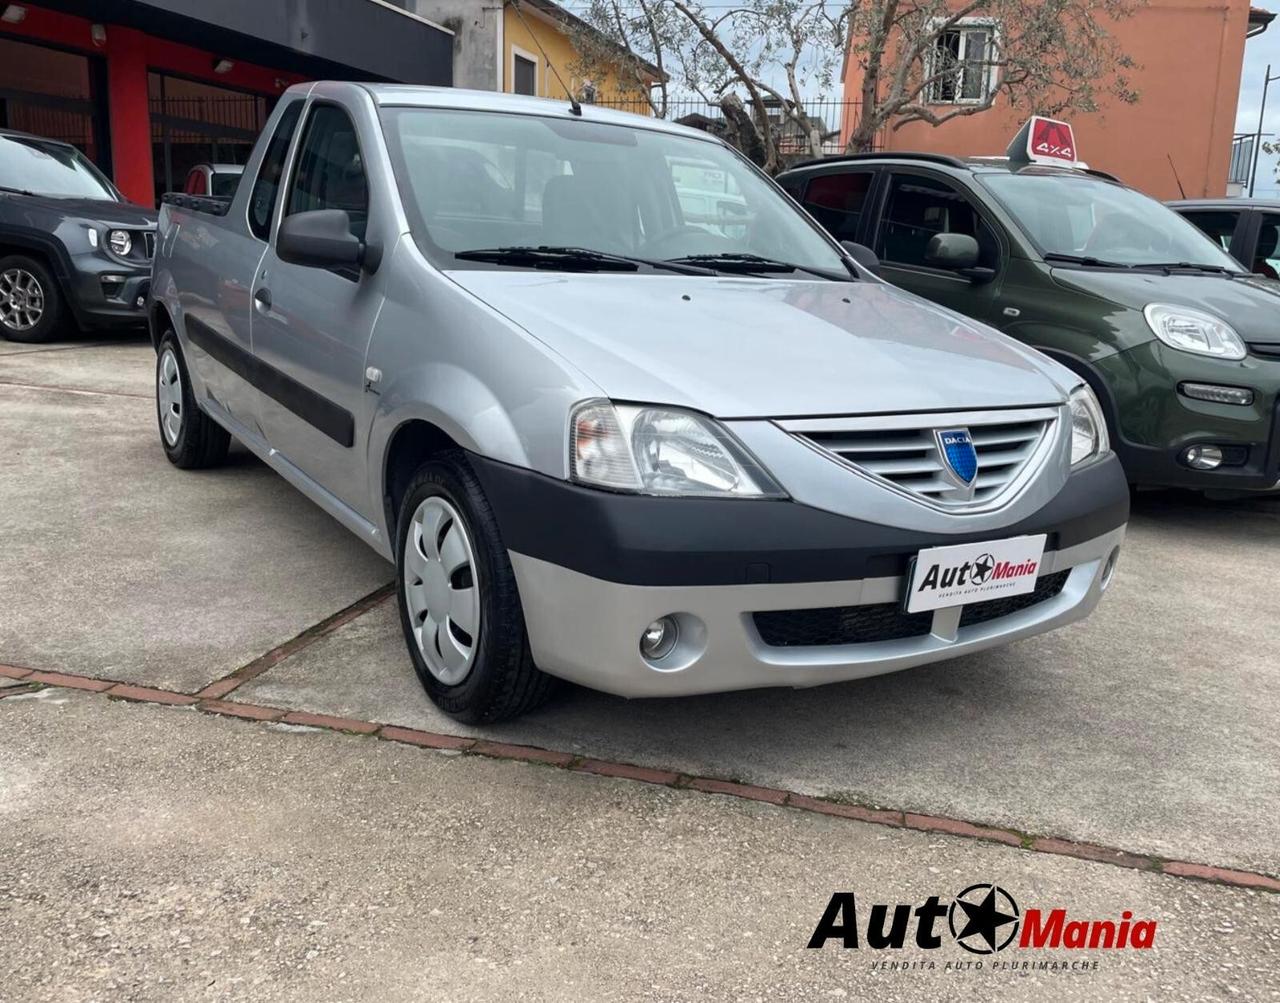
[2,335,1279,999]
[3,690,1278,1003]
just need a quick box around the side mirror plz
[924,232,980,271]
[277,209,366,270]
[841,240,881,276]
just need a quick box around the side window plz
[878,173,998,271]
[1180,210,1240,254]
[286,104,369,242]
[1255,215,1280,280]
[248,100,303,241]
[800,171,873,242]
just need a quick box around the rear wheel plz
[156,330,230,469]
[0,255,63,344]
[395,451,555,722]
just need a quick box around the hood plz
[446,271,1073,418]
[1050,267,1280,344]
[1,192,157,227]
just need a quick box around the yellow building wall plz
[501,5,653,112]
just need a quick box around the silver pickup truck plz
[149,83,1129,722]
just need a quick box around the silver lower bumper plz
[510,526,1125,698]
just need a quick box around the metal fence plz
[592,96,866,158]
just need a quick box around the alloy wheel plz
[403,496,481,685]
[157,347,183,446]
[0,268,45,332]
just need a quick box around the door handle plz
[254,287,272,312]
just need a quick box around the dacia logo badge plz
[936,428,978,486]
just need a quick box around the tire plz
[395,450,556,723]
[156,330,230,469]
[0,254,64,343]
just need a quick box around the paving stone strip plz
[3,657,1278,896]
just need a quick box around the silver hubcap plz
[0,268,44,331]
[157,348,183,446]
[403,496,481,685]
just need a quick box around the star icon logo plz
[971,554,995,585]
[948,884,1020,954]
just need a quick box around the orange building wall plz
[842,0,1253,199]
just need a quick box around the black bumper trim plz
[471,453,1130,587]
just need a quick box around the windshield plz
[380,107,847,275]
[978,171,1242,271]
[0,135,119,200]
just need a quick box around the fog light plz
[1179,382,1254,406]
[640,616,679,660]
[1183,445,1223,470]
[1101,547,1120,591]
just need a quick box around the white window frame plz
[510,45,540,97]
[926,18,999,106]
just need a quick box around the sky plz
[1234,1,1280,195]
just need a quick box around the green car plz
[777,153,1280,493]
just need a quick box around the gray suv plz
[0,129,156,343]
[150,84,1129,722]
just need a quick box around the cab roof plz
[782,151,1121,184]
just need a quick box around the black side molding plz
[184,315,355,448]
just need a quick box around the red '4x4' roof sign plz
[1007,116,1080,167]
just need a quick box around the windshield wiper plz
[453,245,716,276]
[1132,261,1237,275]
[0,185,39,197]
[1042,253,1133,269]
[666,252,847,280]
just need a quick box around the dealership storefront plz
[0,0,452,205]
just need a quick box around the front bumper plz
[1095,341,1280,492]
[474,453,1129,698]
[64,250,151,329]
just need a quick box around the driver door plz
[250,101,384,518]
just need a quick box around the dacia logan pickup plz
[149,84,1128,722]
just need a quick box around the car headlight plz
[1068,385,1109,467]
[1143,304,1245,361]
[570,400,784,497]
[107,229,133,257]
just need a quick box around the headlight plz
[107,229,132,257]
[1068,385,1109,467]
[1143,304,1245,361]
[570,400,784,497]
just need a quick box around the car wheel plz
[156,330,230,469]
[0,255,64,343]
[395,450,556,723]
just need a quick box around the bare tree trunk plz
[719,93,768,168]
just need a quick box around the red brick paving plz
[106,684,198,706]
[380,725,476,751]
[25,671,113,692]
[197,699,286,722]
[470,740,576,767]
[788,795,905,827]
[1030,836,1155,871]
[686,777,790,805]
[904,813,1024,848]
[1162,861,1280,892]
[7,659,1280,896]
[282,710,380,735]
[573,759,682,786]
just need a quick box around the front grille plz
[791,409,1055,507]
[142,231,156,259]
[753,570,1071,648]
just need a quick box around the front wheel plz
[395,451,556,723]
[0,255,64,343]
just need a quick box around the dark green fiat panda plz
[779,145,1280,493]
